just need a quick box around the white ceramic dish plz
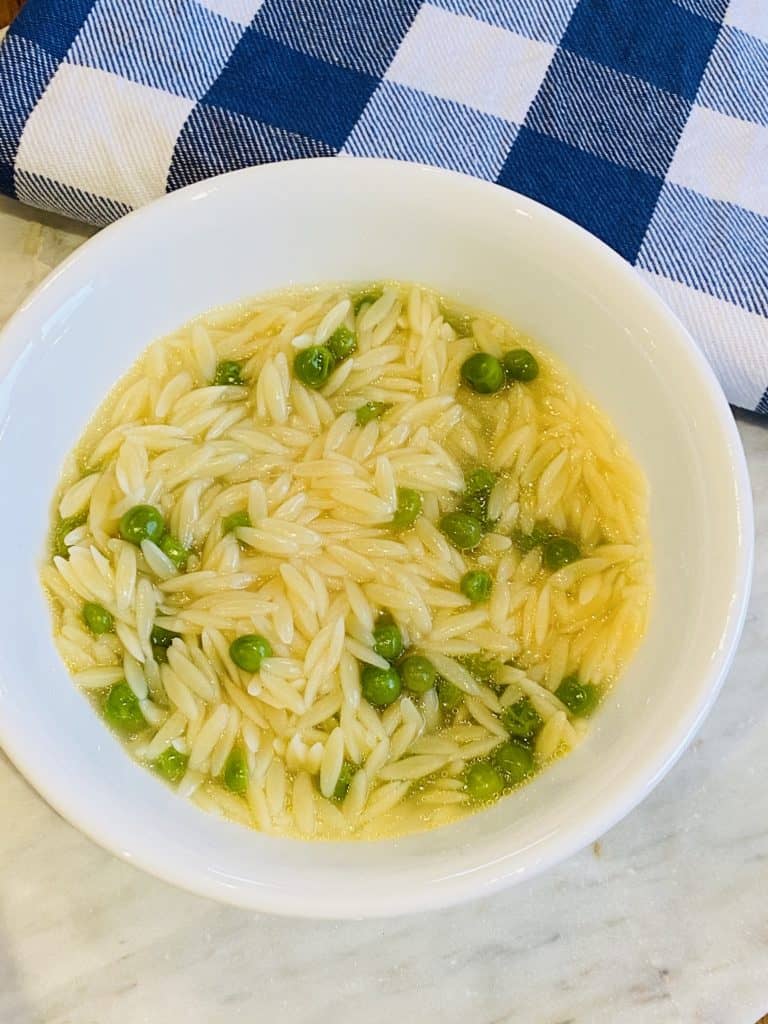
[0,159,752,918]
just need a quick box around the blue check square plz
[168,103,335,190]
[0,34,56,167]
[638,182,768,318]
[562,0,719,100]
[526,50,691,177]
[204,28,378,148]
[698,25,768,128]
[344,80,519,180]
[68,0,243,101]
[252,0,422,76]
[11,0,92,61]
[15,169,132,225]
[498,126,663,261]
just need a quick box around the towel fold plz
[1,0,767,412]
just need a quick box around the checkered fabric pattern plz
[0,1,766,413]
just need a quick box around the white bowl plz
[0,159,752,918]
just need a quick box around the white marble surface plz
[0,194,766,1024]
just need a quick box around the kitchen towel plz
[0,0,766,412]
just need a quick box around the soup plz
[42,282,652,839]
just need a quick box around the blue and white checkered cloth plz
[1,1,767,413]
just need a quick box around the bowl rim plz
[0,157,754,917]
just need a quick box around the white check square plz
[15,63,193,208]
[667,103,768,217]
[196,0,265,27]
[385,2,555,124]
[724,0,768,43]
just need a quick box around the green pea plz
[119,504,166,547]
[503,348,539,382]
[502,697,543,741]
[555,675,601,717]
[213,360,244,386]
[465,467,496,495]
[223,747,249,794]
[460,570,492,604]
[361,664,401,708]
[543,537,581,571]
[390,487,422,530]
[103,682,145,734]
[159,534,189,570]
[327,325,357,362]
[460,352,505,394]
[230,634,272,672]
[441,307,473,337]
[437,677,464,712]
[223,509,251,533]
[151,624,180,649]
[458,653,500,687]
[353,288,382,314]
[52,512,87,560]
[493,741,534,786]
[331,760,356,802]
[401,655,437,694]
[293,345,334,389]
[150,624,180,664]
[458,492,486,520]
[511,521,555,553]
[465,762,504,802]
[373,620,403,662]
[153,746,188,784]
[439,511,483,550]
[459,469,495,528]
[355,401,391,426]
[82,601,113,635]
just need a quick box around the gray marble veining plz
[0,195,766,1024]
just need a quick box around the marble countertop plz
[0,194,766,1024]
